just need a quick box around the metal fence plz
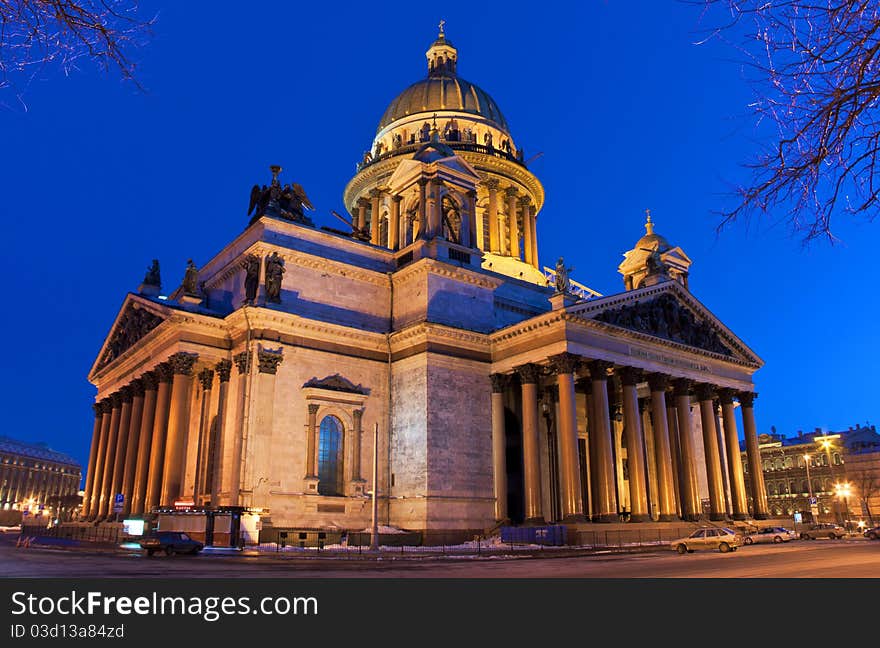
[20,524,122,544]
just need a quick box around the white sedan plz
[742,526,797,545]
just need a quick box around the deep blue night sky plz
[1,2,876,478]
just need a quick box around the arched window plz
[801,480,809,493]
[833,453,842,465]
[762,460,771,472]
[317,416,344,496]
[784,456,794,469]
[773,458,783,471]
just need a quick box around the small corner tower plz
[618,210,692,291]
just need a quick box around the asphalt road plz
[2,534,878,578]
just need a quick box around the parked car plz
[799,523,847,540]
[670,527,743,554]
[863,525,880,540]
[0,525,21,534]
[139,531,204,556]
[742,526,797,545]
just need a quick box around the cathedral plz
[81,27,770,544]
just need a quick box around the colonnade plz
[490,353,768,524]
[353,179,539,268]
[82,348,280,521]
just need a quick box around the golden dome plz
[376,28,509,134]
[635,211,671,252]
[378,77,509,134]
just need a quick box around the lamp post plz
[803,454,816,522]
[835,481,852,531]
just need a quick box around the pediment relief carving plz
[97,302,165,370]
[593,293,732,357]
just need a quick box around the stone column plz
[131,371,158,516]
[520,196,533,266]
[506,186,519,259]
[120,379,145,516]
[356,198,368,233]
[464,189,477,249]
[696,383,726,521]
[88,400,113,518]
[160,352,198,506]
[516,363,545,524]
[490,374,509,522]
[145,362,174,512]
[351,408,364,482]
[228,351,252,506]
[370,188,381,245]
[305,403,319,480]
[619,367,650,521]
[665,391,683,518]
[247,347,283,507]
[647,374,676,521]
[740,391,769,519]
[389,195,402,250]
[193,368,214,502]
[210,359,232,507]
[81,403,104,519]
[486,178,500,253]
[529,206,539,269]
[429,178,443,238]
[550,354,585,522]
[673,378,701,521]
[417,178,428,239]
[104,387,133,518]
[97,392,123,519]
[576,377,594,520]
[719,388,749,520]
[588,360,618,522]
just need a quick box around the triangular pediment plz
[91,295,168,375]
[569,281,763,366]
[302,373,369,394]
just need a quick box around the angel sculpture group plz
[248,165,315,227]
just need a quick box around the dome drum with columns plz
[343,25,546,285]
[80,27,772,546]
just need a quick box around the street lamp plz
[834,481,852,531]
[803,454,816,522]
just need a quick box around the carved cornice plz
[308,403,320,416]
[617,366,643,387]
[215,359,232,383]
[233,351,252,375]
[694,383,716,402]
[515,363,542,384]
[110,392,123,408]
[738,391,757,408]
[717,387,737,406]
[647,372,669,393]
[119,385,133,403]
[99,399,113,415]
[504,186,519,198]
[168,352,198,376]
[665,392,676,408]
[352,409,364,428]
[198,368,215,391]
[548,352,580,375]
[92,403,102,418]
[257,347,283,374]
[393,257,502,290]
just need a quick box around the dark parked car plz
[139,531,204,556]
[863,525,880,540]
[799,523,847,540]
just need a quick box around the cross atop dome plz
[427,23,457,77]
[645,208,654,235]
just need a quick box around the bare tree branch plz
[692,1,880,244]
[0,0,155,103]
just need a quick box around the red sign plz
[173,499,195,510]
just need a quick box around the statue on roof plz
[248,165,315,227]
[555,256,573,294]
[181,259,199,296]
[241,253,260,304]
[142,259,161,288]
[643,246,667,277]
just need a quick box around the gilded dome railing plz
[356,141,526,172]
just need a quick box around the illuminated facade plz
[83,28,770,543]
[0,436,81,517]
